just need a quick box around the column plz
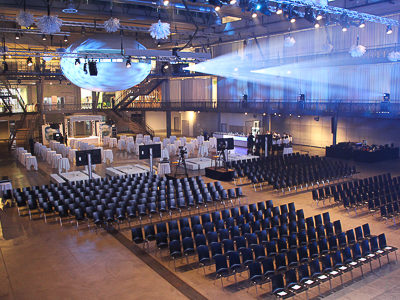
[331,116,338,145]
[166,111,171,137]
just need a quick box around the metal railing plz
[4,100,400,118]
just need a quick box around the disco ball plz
[60,34,152,92]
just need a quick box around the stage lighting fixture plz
[42,34,47,41]
[157,42,161,48]
[215,5,221,11]
[83,62,88,74]
[316,12,323,21]
[290,17,296,23]
[304,6,316,24]
[88,60,98,76]
[276,4,283,14]
[27,57,33,66]
[342,26,348,32]
[386,25,393,34]
[17,79,21,84]
[256,4,261,10]
[359,22,365,28]
[64,35,68,42]
[126,57,132,68]
[252,11,257,18]
[163,0,169,5]
[262,112,266,116]
[75,58,81,66]
[245,112,248,115]
[230,0,236,4]
[314,22,320,28]
[15,33,20,40]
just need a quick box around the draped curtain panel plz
[210,14,400,102]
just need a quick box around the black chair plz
[144,224,156,242]
[240,247,254,266]
[214,254,230,287]
[182,237,195,264]
[271,273,293,298]
[197,245,211,274]
[229,251,246,284]
[247,262,264,296]
[169,240,182,270]
[253,244,266,262]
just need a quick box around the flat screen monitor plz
[139,143,162,160]
[217,138,234,151]
[76,149,102,166]
[53,133,61,141]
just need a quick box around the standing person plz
[28,136,35,155]
[247,133,254,155]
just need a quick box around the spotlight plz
[244,112,248,115]
[27,57,33,66]
[262,112,266,116]
[126,57,131,68]
[15,33,20,40]
[157,42,161,48]
[297,115,301,118]
[163,0,169,5]
[252,12,257,18]
[64,35,68,42]
[234,67,238,71]
[290,17,296,23]
[42,34,47,41]
[314,23,320,28]
[230,0,236,4]
[276,4,283,15]
[215,5,221,11]
[386,25,393,35]
[83,62,88,74]
[316,13,323,21]
[359,22,365,28]
[342,26,348,32]
[256,4,261,10]
[75,58,81,66]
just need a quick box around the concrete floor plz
[1,142,400,300]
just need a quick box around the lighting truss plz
[0,49,211,63]
[268,0,399,26]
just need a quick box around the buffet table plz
[69,136,99,148]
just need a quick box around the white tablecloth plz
[58,157,70,173]
[68,149,77,163]
[39,146,49,160]
[34,143,41,156]
[126,141,135,153]
[46,151,56,164]
[103,149,113,163]
[144,135,151,142]
[163,138,170,147]
[197,136,204,145]
[127,136,134,142]
[109,138,118,148]
[158,163,171,175]
[170,136,177,143]
[103,137,110,147]
[198,145,209,157]
[52,153,62,168]
[209,137,217,148]
[20,152,30,166]
[136,137,144,145]
[60,171,89,182]
[186,142,195,155]
[118,139,126,150]
[174,140,182,148]
[283,147,293,155]
[153,137,161,143]
[167,144,177,156]
[161,148,169,160]
[134,143,144,155]
[0,182,12,197]
[69,136,99,148]
[180,137,187,146]
[203,141,210,149]
[25,156,38,171]
[136,134,143,139]
[120,135,127,140]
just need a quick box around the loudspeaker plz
[88,61,97,76]
[331,117,337,134]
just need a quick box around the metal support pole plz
[87,153,93,180]
[149,148,153,176]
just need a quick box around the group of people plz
[247,131,292,155]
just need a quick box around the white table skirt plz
[103,149,114,163]
[68,149,77,163]
[198,145,209,157]
[126,141,135,153]
[118,139,126,150]
[0,182,12,197]
[109,138,118,148]
[25,156,38,171]
[209,137,217,148]
[158,163,171,175]
[58,157,70,173]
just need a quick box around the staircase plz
[9,114,40,149]
[114,78,165,110]
[105,110,155,137]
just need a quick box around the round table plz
[58,157,70,173]
[25,156,38,171]
[198,145,209,157]
[52,153,62,168]
[126,141,135,153]
[158,163,171,175]
[118,139,126,150]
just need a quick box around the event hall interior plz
[0,0,400,299]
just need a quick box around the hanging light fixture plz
[63,35,68,42]
[15,33,20,40]
[27,57,33,66]
[16,0,35,28]
[276,4,283,15]
[36,0,63,34]
[386,25,393,34]
[252,12,257,18]
[149,19,171,40]
[75,58,81,66]
[42,34,47,41]
[126,57,132,68]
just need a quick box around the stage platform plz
[106,164,150,176]
[185,158,212,170]
[205,167,234,181]
[57,170,101,182]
